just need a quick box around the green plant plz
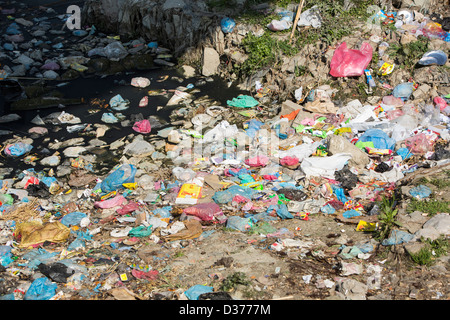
[387,36,429,70]
[410,236,449,266]
[410,246,434,266]
[375,195,402,241]
[220,272,251,291]
[407,198,450,216]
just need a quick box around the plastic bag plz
[104,41,128,60]
[128,225,152,238]
[60,211,87,227]
[24,277,57,300]
[301,154,352,178]
[405,133,434,154]
[329,42,373,77]
[184,285,214,300]
[434,96,448,111]
[183,203,224,222]
[267,19,292,31]
[101,164,137,193]
[417,50,448,66]
[245,155,269,167]
[392,82,414,100]
[94,194,127,209]
[131,77,151,88]
[280,156,299,166]
[221,17,236,33]
[15,221,70,248]
[172,167,196,181]
[109,94,130,111]
[226,216,253,232]
[4,142,33,157]
[132,119,151,134]
[213,185,257,204]
[357,128,396,150]
[409,185,432,199]
[37,262,75,283]
[227,95,259,108]
[297,5,322,28]
[101,112,119,123]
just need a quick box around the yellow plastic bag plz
[15,221,70,248]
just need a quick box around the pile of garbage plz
[0,1,449,301]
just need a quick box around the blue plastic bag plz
[392,82,414,101]
[381,230,413,246]
[60,211,87,227]
[342,209,361,219]
[221,17,236,33]
[213,185,257,204]
[226,216,253,232]
[268,204,293,219]
[0,245,13,267]
[357,128,396,151]
[101,164,136,193]
[396,147,412,160]
[24,277,57,300]
[184,284,214,300]
[4,142,33,157]
[409,185,432,199]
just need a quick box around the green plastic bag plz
[128,225,152,238]
[227,95,259,108]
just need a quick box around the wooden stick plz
[289,0,306,44]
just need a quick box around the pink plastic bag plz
[132,119,151,134]
[330,42,373,77]
[245,155,269,167]
[434,96,448,111]
[94,194,127,209]
[280,156,299,166]
[405,133,434,154]
[183,202,224,221]
[116,201,140,215]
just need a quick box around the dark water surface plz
[0,0,248,179]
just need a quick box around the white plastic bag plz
[301,153,352,178]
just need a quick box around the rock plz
[202,47,220,77]
[335,278,368,300]
[327,134,370,169]
[180,65,196,78]
[413,213,450,241]
[412,84,431,100]
[400,33,416,45]
[123,136,155,157]
[168,130,181,144]
[63,146,87,158]
[43,70,59,79]
[40,155,60,166]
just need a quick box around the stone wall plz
[82,0,225,57]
